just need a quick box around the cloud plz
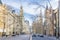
[1,0,47,15]
[50,0,58,9]
[7,2,20,9]
[2,0,58,15]
[23,5,38,15]
[1,0,58,25]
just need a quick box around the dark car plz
[12,32,16,36]
[12,34,16,36]
[32,34,36,37]
[37,34,44,37]
[37,34,41,37]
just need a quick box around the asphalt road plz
[0,35,30,40]
[32,35,58,40]
[0,35,60,40]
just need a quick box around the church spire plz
[49,5,52,14]
[20,5,23,17]
[40,9,42,17]
[46,4,48,10]
[19,5,24,33]
[45,4,48,18]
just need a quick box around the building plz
[44,5,54,36]
[23,20,30,34]
[52,9,58,36]
[5,11,14,36]
[0,4,15,36]
[19,6,24,34]
[0,2,8,36]
[0,1,30,36]
[13,14,21,35]
[58,0,60,37]
[5,5,27,36]
[32,9,43,34]
[19,6,30,34]
[32,21,37,34]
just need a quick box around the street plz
[0,35,60,40]
[32,35,59,40]
[0,35,30,40]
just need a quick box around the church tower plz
[45,4,48,18]
[44,4,54,36]
[49,6,54,36]
[19,6,24,34]
[44,4,48,35]
[39,9,43,34]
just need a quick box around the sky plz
[1,0,58,25]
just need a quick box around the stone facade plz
[13,14,21,35]
[0,4,7,36]
[23,20,30,34]
[44,5,55,36]
[5,12,14,36]
[32,10,43,34]
[0,3,30,36]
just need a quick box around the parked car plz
[12,32,16,36]
[32,34,44,37]
[37,34,44,37]
[32,34,36,37]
